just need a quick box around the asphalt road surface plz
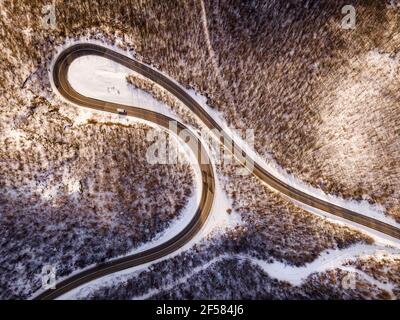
[35,43,400,300]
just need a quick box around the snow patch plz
[245,244,400,286]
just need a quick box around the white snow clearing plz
[244,244,400,287]
[62,244,400,300]
[68,55,175,117]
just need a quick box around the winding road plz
[35,43,400,299]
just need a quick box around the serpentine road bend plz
[35,43,400,300]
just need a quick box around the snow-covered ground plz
[247,244,400,287]
[68,55,176,118]
[51,44,242,299]
[62,39,400,231]
[45,43,240,296]
[187,89,400,229]
[62,243,400,300]
[65,51,241,246]
[57,136,240,299]
[26,102,211,300]
[50,40,399,299]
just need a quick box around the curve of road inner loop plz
[35,43,400,300]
